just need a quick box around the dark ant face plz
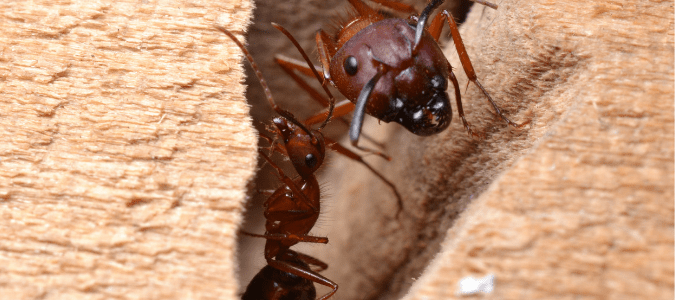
[273,117,325,177]
[387,57,452,135]
[391,88,452,136]
[331,19,453,136]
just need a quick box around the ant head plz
[273,117,325,177]
[390,33,453,135]
[330,18,453,136]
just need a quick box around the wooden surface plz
[0,0,255,299]
[399,2,675,299]
[2,0,673,300]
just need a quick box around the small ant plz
[218,21,403,300]
[218,25,337,300]
[275,0,527,151]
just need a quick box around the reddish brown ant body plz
[218,21,403,300]
[218,25,337,300]
[242,250,322,300]
[276,0,526,149]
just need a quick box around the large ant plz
[218,21,404,300]
[275,0,527,150]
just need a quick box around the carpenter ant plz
[275,0,527,150]
[217,22,403,300]
[242,147,337,300]
[218,25,338,300]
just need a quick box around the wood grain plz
[13,0,667,299]
[0,1,255,299]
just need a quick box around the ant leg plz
[258,132,274,156]
[304,99,355,127]
[315,30,337,83]
[428,9,445,42]
[305,102,389,152]
[258,150,319,212]
[471,0,498,10]
[267,234,328,244]
[306,101,393,158]
[259,132,287,157]
[441,10,527,128]
[267,258,338,300]
[289,250,329,272]
[275,55,331,108]
[348,0,386,21]
[449,70,483,138]
[256,189,276,196]
[365,0,417,14]
[275,55,355,130]
[259,132,274,145]
[241,231,329,244]
[217,26,314,137]
[273,23,339,130]
[274,54,351,127]
[325,137,403,217]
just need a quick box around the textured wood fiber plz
[398,2,674,299]
[0,0,255,299]
[285,0,673,300]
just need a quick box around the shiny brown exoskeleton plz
[218,23,403,300]
[218,25,336,300]
[276,0,527,149]
[242,251,320,300]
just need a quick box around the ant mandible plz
[275,0,527,151]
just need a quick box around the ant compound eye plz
[305,153,317,169]
[344,56,358,76]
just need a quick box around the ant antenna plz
[472,0,498,10]
[271,23,336,131]
[413,0,444,52]
[350,64,385,145]
[215,25,316,139]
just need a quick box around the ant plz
[218,21,404,300]
[218,24,337,300]
[274,0,527,151]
